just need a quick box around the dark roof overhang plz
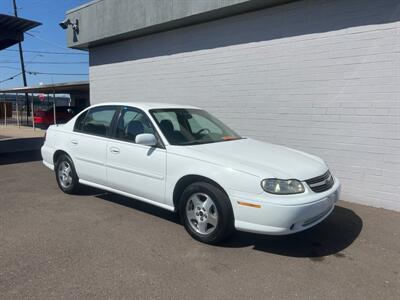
[0,80,89,94]
[0,14,41,50]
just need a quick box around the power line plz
[28,71,88,76]
[25,32,74,51]
[0,72,22,84]
[4,49,87,55]
[0,61,88,64]
[0,67,88,75]
[0,71,88,84]
[0,66,21,70]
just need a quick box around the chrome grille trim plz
[305,170,334,193]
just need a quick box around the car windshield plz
[150,108,242,146]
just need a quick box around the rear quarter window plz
[74,110,88,132]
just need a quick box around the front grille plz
[305,170,334,193]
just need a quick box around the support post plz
[13,0,29,125]
[16,93,19,127]
[3,93,6,126]
[31,93,35,131]
[53,91,56,125]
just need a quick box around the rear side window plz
[74,106,117,137]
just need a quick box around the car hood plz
[172,138,328,180]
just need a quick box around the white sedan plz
[42,102,340,244]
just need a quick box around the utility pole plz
[13,0,30,125]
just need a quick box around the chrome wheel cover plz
[186,192,218,235]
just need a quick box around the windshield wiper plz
[179,137,244,146]
[180,140,208,145]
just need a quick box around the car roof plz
[89,102,201,111]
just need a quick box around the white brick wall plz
[89,0,400,211]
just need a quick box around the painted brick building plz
[64,0,400,211]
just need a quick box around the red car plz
[34,106,80,128]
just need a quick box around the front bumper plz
[231,177,341,235]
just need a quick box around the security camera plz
[59,18,72,29]
[59,18,79,33]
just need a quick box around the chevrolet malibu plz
[41,102,340,244]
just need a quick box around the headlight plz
[261,178,305,195]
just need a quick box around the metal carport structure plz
[0,81,89,128]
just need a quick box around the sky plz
[0,0,89,89]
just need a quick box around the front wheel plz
[55,154,80,194]
[179,182,234,244]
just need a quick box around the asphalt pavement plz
[0,151,399,299]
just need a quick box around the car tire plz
[179,182,234,244]
[55,154,80,194]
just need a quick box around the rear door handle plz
[70,140,78,145]
[110,147,120,154]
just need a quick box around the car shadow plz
[73,187,107,196]
[0,150,42,165]
[94,192,362,258]
[95,192,180,224]
[222,206,363,258]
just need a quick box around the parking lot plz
[0,151,399,299]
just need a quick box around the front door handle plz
[110,147,120,154]
[70,140,78,145]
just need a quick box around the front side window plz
[115,107,155,143]
[75,106,117,137]
[150,109,241,145]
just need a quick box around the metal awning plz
[0,80,89,94]
[0,14,41,50]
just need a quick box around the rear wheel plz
[55,154,80,194]
[180,182,234,244]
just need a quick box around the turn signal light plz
[237,201,261,208]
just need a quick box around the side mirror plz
[135,133,157,147]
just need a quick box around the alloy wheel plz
[186,192,219,235]
[58,161,72,189]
